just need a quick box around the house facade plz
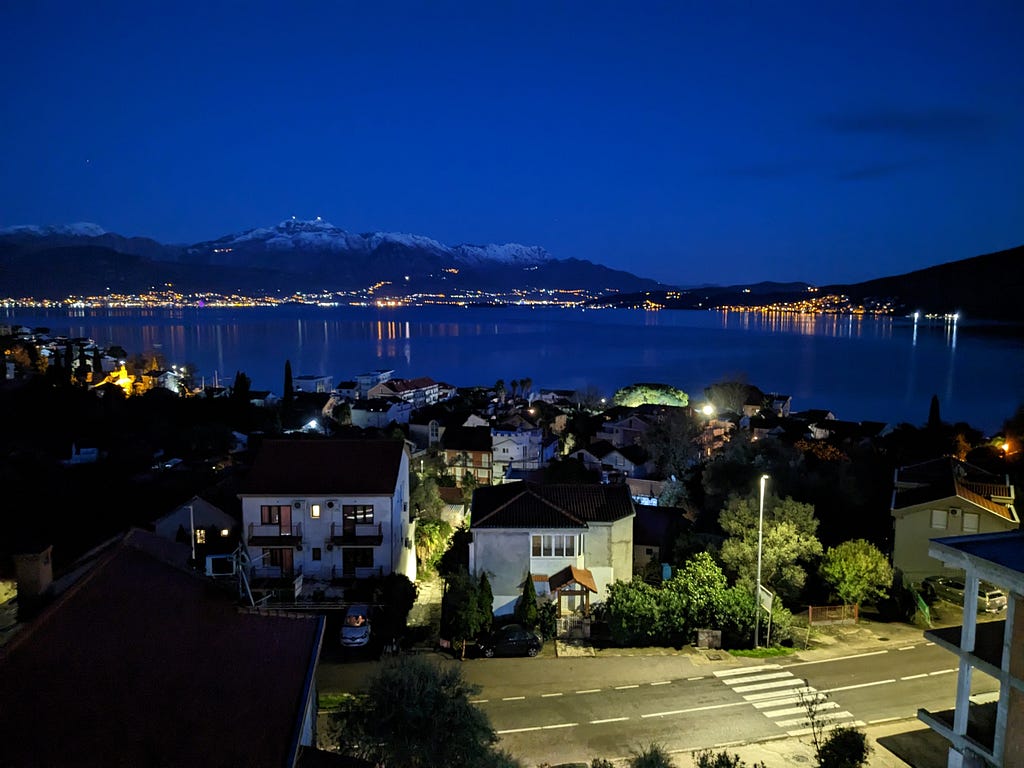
[469,483,635,616]
[239,440,416,590]
[441,425,494,486]
[891,458,1019,583]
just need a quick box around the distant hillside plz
[595,245,1024,321]
[826,244,1024,320]
[0,219,667,297]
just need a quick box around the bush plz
[693,751,767,768]
[629,743,675,768]
[537,601,558,640]
[816,726,870,767]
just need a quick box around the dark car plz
[921,576,1007,613]
[476,624,543,658]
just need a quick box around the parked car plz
[340,604,372,647]
[476,624,543,658]
[921,576,1007,612]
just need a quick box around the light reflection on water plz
[4,306,1021,432]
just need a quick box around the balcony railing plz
[330,565,384,581]
[329,521,383,545]
[248,522,303,544]
[251,564,303,583]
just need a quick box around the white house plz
[239,440,416,593]
[350,396,413,428]
[469,482,635,616]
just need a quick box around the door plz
[279,505,292,536]
[280,548,294,577]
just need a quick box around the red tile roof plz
[241,439,405,495]
[548,565,598,593]
[471,483,635,529]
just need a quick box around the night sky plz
[2,2,1021,286]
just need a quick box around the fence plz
[557,615,591,639]
[807,604,859,626]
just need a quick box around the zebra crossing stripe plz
[762,701,840,719]
[720,671,795,686]
[733,678,806,693]
[717,666,857,732]
[775,711,854,728]
[714,664,782,677]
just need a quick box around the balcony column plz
[994,594,1018,760]
[952,568,980,739]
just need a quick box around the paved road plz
[317,639,994,765]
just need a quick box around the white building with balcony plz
[238,440,416,595]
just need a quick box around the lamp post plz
[754,474,769,648]
[188,503,196,564]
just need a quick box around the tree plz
[521,377,533,401]
[494,379,506,403]
[411,473,445,519]
[719,494,823,602]
[659,552,728,643]
[230,370,251,402]
[514,573,538,629]
[415,517,453,573]
[704,379,754,415]
[819,539,892,608]
[283,359,294,406]
[927,394,942,429]
[639,408,701,479]
[613,382,689,408]
[442,569,489,659]
[373,573,418,643]
[478,572,494,629]
[327,654,520,767]
[605,578,662,646]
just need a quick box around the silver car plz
[921,576,1007,612]
[340,604,371,647]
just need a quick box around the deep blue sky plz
[2,2,1021,286]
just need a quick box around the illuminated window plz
[343,505,374,525]
[195,529,207,544]
[530,534,577,558]
[930,509,948,529]
[220,528,230,537]
[310,504,321,519]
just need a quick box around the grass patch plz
[319,692,361,711]
[729,646,796,658]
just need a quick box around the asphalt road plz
[317,641,997,766]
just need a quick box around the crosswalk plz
[714,664,864,737]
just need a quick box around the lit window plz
[930,509,948,529]
[311,504,321,519]
[220,528,230,537]
[195,529,206,544]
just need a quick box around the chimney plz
[13,543,54,620]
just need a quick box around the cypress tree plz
[515,573,538,629]
[283,360,294,406]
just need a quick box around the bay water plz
[4,305,1022,434]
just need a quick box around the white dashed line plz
[930,669,956,676]
[898,645,916,651]
[687,676,704,681]
[471,699,488,704]
[900,674,927,681]
[502,696,526,701]
[543,722,577,730]
[576,689,601,694]
[788,650,888,667]
[821,679,895,694]
[650,681,671,686]
[591,717,630,724]
[615,684,640,690]
[642,701,747,718]
[541,692,563,698]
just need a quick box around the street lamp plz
[754,474,769,648]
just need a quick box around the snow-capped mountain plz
[190,218,551,268]
[0,222,108,238]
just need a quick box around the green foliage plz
[415,517,453,573]
[640,408,701,479]
[719,494,823,602]
[629,743,676,768]
[437,528,472,576]
[441,569,489,656]
[328,654,521,767]
[693,750,767,768]
[478,572,494,628]
[613,382,689,408]
[514,573,539,629]
[283,359,294,405]
[537,601,558,640]
[820,539,893,607]
[605,578,662,645]
[816,726,870,768]
[591,760,616,768]
[659,552,728,645]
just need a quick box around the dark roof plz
[618,444,649,465]
[893,458,1015,520]
[471,483,635,529]
[583,439,617,459]
[241,439,405,495]
[441,425,493,452]
[0,530,323,768]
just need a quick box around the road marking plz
[471,699,489,704]
[541,692,563,698]
[926,642,935,646]
[776,711,853,728]
[787,720,865,737]
[502,696,526,701]
[715,664,781,677]
[930,669,956,676]
[713,741,745,748]
[576,689,601,694]
[615,684,640,690]
[497,726,541,734]
[763,702,839,719]
[591,717,630,724]
[743,686,816,702]
[788,650,888,667]
[821,679,895,693]
[651,681,671,686]
[900,674,927,681]
[753,694,824,709]
[542,722,577,730]
[898,645,916,651]
[869,716,904,724]
[722,671,795,686]
[642,701,747,718]
[687,676,704,681]
[734,678,806,694]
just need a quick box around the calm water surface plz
[5,306,1022,434]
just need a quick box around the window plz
[530,534,578,558]
[195,529,206,544]
[962,512,980,533]
[311,547,322,561]
[264,548,283,567]
[930,509,948,529]
[310,504,321,519]
[343,505,374,525]
[343,547,374,576]
[261,505,287,525]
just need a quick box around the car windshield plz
[345,613,367,627]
